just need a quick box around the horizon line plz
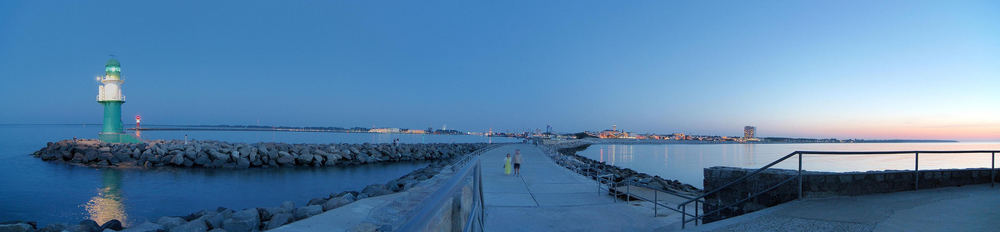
[2,122,997,142]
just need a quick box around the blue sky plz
[1,1,998,139]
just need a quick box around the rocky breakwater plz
[33,139,486,168]
[539,143,701,197]
[11,152,479,232]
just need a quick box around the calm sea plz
[0,125,519,226]
[577,142,1000,189]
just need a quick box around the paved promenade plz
[482,144,682,231]
[688,184,1000,232]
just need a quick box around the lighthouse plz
[96,58,139,143]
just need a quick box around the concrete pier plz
[688,184,1000,232]
[271,144,999,231]
[482,144,683,231]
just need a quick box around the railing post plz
[681,204,686,229]
[695,200,699,225]
[480,162,485,231]
[612,178,616,203]
[626,180,630,201]
[798,152,803,200]
[992,152,995,188]
[597,175,600,196]
[653,191,657,216]
[915,152,919,190]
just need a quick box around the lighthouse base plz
[99,133,142,144]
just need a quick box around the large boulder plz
[292,205,322,220]
[184,148,198,160]
[247,148,258,162]
[194,156,211,166]
[139,150,154,162]
[209,150,229,161]
[222,209,259,232]
[119,222,164,232]
[39,151,60,161]
[265,149,279,160]
[264,213,292,230]
[200,210,229,230]
[170,155,185,166]
[237,146,251,159]
[361,184,391,197]
[0,222,35,232]
[321,193,356,211]
[306,197,326,206]
[210,159,228,168]
[37,223,67,232]
[355,153,370,163]
[294,154,313,165]
[156,216,186,230]
[83,150,99,163]
[99,219,123,231]
[67,220,101,232]
[236,158,250,169]
[276,156,294,165]
[260,207,287,222]
[113,151,131,163]
[170,218,208,232]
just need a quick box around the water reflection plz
[602,145,638,165]
[741,143,755,166]
[578,143,1000,189]
[662,146,669,168]
[83,169,127,226]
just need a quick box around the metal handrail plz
[678,151,799,206]
[677,150,999,229]
[463,159,485,232]
[624,179,701,218]
[683,174,798,225]
[590,167,705,218]
[398,145,499,231]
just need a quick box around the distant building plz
[369,128,401,133]
[405,129,426,134]
[744,126,758,141]
[598,125,628,138]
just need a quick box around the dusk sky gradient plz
[1,1,998,140]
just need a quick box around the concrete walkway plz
[688,184,1000,232]
[482,144,684,231]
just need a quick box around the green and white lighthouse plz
[96,58,139,143]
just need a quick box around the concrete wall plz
[701,167,999,223]
[418,174,476,232]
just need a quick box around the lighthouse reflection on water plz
[83,169,127,226]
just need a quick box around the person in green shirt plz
[504,153,512,175]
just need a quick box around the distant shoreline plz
[575,138,960,145]
[0,124,970,143]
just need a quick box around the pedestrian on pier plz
[514,149,522,176]
[504,153,512,175]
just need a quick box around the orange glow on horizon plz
[788,123,1000,140]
